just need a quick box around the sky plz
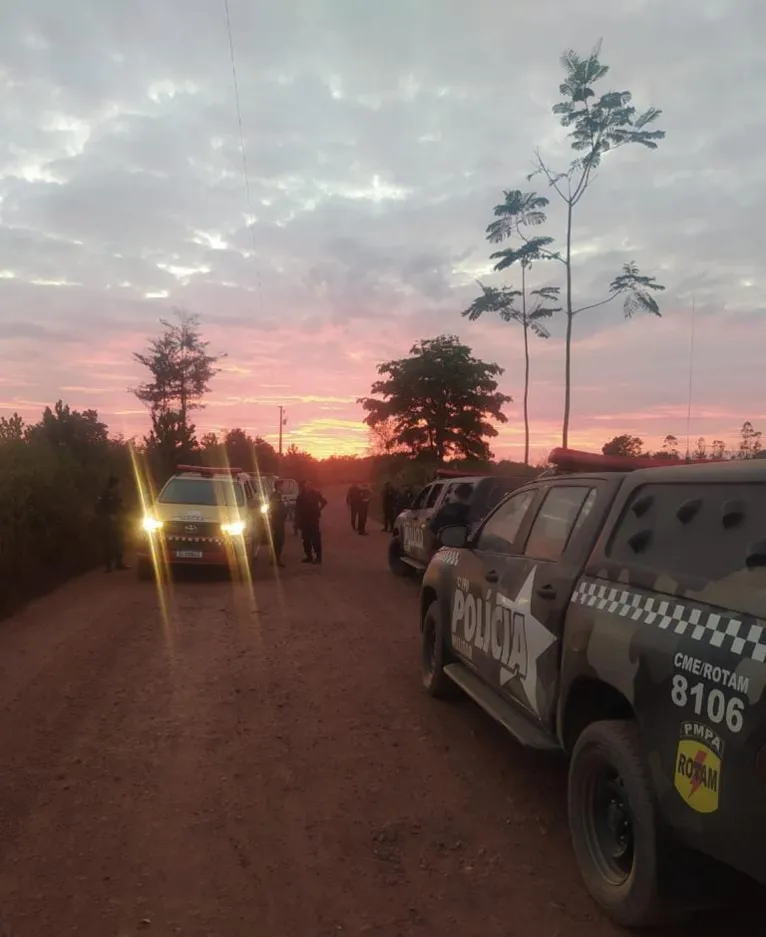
[1,0,765,461]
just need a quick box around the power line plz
[223,0,264,313]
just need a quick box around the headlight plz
[260,503,270,515]
[142,516,163,532]
[221,520,247,536]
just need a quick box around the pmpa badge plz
[674,721,723,814]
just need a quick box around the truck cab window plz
[524,486,595,562]
[476,489,537,554]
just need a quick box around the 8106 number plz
[671,674,745,733]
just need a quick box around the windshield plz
[159,478,245,507]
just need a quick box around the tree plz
[132,310,224,470]
[655,433,680,460]
[0,412,25,442]
[692,436,707,460]
[463,190,561,465]
[367,417,405,456]
[358,335,512,462]
[529,42,666,446]
[222,428,279,474]
[738,421,762,459]
[602,434,643,458]
[710,439,727,460]
[26,400,109,452]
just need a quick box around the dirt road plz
[0,489,758,936]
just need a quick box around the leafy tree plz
[463,189,561,465]
[281,443,317,481]
[367,417,405,456]
[199,432,220,452]
[132,310,224,471]
[0,412,25,442]
[737,420,762,459]
[710,439,727,460]
[26,400,109,453]
[602,434,643,457]
[358,335,512,462]
[529,42,666,446]
[652,433,680,460]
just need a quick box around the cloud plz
[0,0,764,459]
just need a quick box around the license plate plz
[175,550,203,559]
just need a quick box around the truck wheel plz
[568,719,669,929]
[421,602,457,699]
[136,558,153,581]
[388,538,410,577]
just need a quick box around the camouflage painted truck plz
[418,447,766,927]
[388,470,529,576]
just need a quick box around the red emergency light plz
[547,447,711,474]
[176,464,244,476]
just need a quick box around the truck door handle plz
[485,569,499,583]
[536,584,556,600]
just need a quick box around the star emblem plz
[496,568,556,717]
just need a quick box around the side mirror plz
[439,524,469,548]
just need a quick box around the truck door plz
[418,482,449,563]
[449,487,541,680]
[399,484,433,560]
[482,481,602,726]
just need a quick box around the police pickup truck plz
[389,472,527,576]
[419,447,766,927]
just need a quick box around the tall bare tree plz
[528,42,667,446]
[463,189,560,464]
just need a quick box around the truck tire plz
[568,719,669,929]
[421,601,458,699]
[388,538,410,577]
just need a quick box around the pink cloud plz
[1,298,762,462]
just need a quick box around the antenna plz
[685,295,696,460]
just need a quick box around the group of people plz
[95,473,425,574]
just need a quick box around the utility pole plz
[278,406,286,456]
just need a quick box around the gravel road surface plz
[0,488,758,936]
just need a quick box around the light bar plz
[176,464,244,475]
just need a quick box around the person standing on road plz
[346,482,361,531]
[96,475,129,573]
[355,484,371,535]
[268,481,287,568]
[296,480,327,564]
[381,481,397,533]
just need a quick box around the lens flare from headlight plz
[222,520,247,536]
[260,503,270,515]
[142,515,163,532]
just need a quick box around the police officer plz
[268,481,287,567]
[96,475,128,572]
[356,484,371,535]
[381,481,397,532]
[346,482,361,531]
[296,480,327,564]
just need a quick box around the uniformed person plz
[356,484,371,535]
[346,482,361,531]
[382,481,397,532]
[296,480,327,564]
[268,481,287,567]
[96,475,129,572]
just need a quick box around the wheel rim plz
[422,616,437,677]
[583,761,635,886]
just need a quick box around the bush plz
[0,425,133,618]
